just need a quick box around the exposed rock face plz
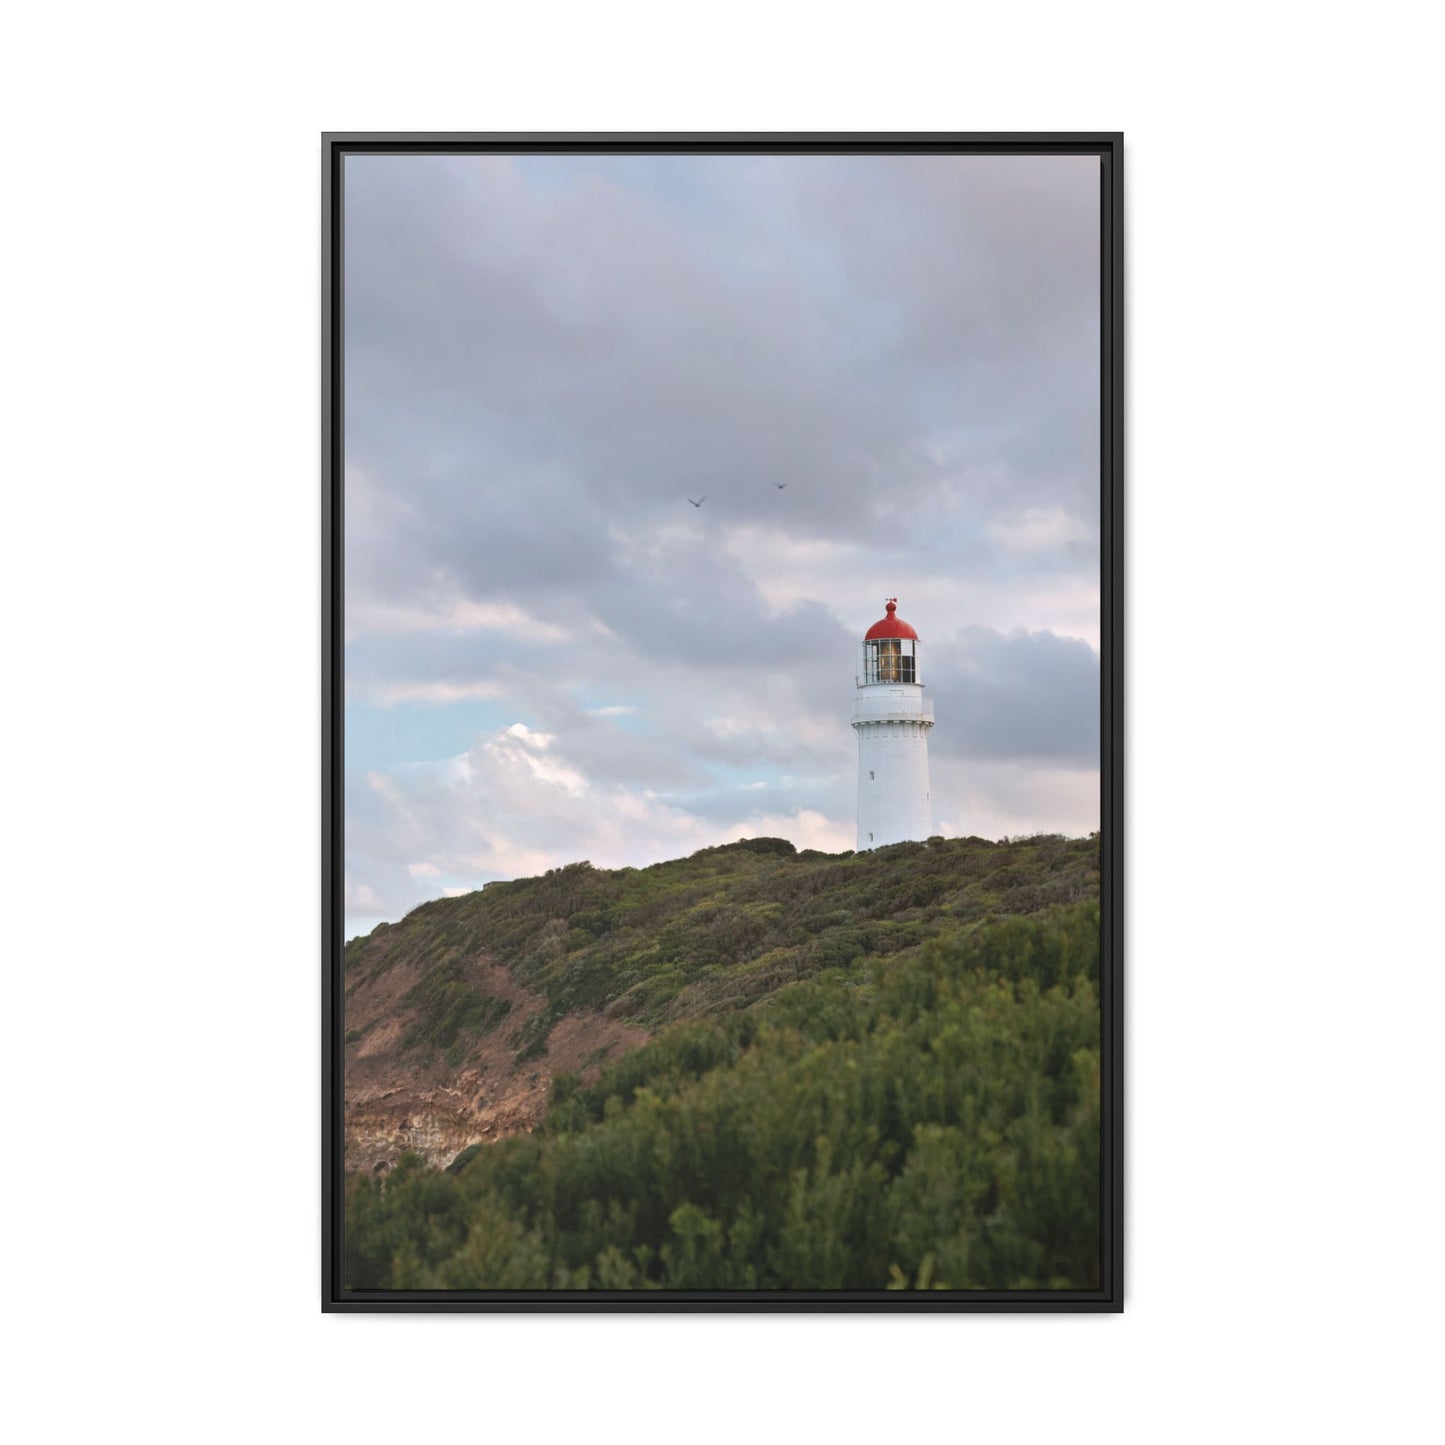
[344,940,647,1173]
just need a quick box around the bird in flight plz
[775,482,788,489]
[687,496,706,507]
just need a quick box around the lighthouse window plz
[865,637,917,685]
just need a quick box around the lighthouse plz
[852,599,934,850]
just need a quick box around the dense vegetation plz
[345,835,1103,1292]
[346,832,1100,1064]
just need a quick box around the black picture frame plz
[323,131,1124,1312]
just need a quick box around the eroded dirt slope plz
[343,930,647,1173]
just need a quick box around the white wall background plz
[4,3,1441,1440]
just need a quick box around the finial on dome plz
[886,599,897,613]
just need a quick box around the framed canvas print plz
[324,132,1123,1311]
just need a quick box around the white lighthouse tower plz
[853,598,934,850]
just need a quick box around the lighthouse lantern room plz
[852,599,934,850]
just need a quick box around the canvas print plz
[333,140,1116,1302]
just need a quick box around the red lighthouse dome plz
[864,599,919,641]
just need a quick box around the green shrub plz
[345,899,1103,1292]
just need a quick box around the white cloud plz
[721,522,1101,649]
[346,721,863,923]
[488,722,588,795]
[734,809,854,854]
[367,679,504,704]
[344,876,384,914]
[933,758,1099,841]
[987,505,1093,552]
[346,595,578,645]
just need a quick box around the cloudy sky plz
[343,151,1101,937]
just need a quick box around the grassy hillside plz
[343,833,1103,1291]
[345,832,1100,1067]
[346,895,1102,1291]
